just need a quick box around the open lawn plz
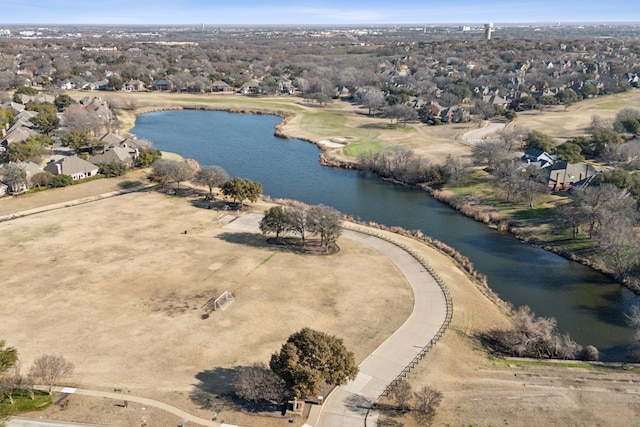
[515,89,640,141]
[0,187,412,426]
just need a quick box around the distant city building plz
[484,23,494,40]
[0,29,10,36]
[461,26,471,32]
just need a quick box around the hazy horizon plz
[2,0,638,26]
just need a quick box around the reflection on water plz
[132,110,638,361]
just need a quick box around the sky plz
[2,0,639,26]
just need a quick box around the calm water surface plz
[132,110,639,361]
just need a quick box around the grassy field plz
[515,89,640,141]
[33,89,640,427]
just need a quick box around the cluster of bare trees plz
[555,183,640,285]
[359,147,442,185]
[259,202,342,251]
[1,341,74,407]
[382,379,442,426]
[479,306,599,361]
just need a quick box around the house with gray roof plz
[124,79,146,92]
[152,79,174,91]
[211,80,233,93]
[1,123,38,147]
[548,161,599,191]
[44,156,99,181]
[89,146,137,167]
[97,132,126,146]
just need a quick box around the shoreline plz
[122,99,635,295]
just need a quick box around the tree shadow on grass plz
[191,367,285,415]
[217,232,271,248]
[118,180,145,190]
[190,367,238,413]
[190,198,239,211]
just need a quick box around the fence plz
[342,224,454,404]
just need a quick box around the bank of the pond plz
[124,100,638,291]
[122,100,636,294]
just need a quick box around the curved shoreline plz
[124,101,635,295]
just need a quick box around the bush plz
[49,174,73,188]
[478,305,595,360]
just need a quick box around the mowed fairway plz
[0,191,412,395]
[515,89,640,141]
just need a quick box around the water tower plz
[484,23,494,40]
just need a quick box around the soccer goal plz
[213,290,235,311]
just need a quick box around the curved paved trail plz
[7,200,450,427]
[311,228,449,427]
[461,119,505,144]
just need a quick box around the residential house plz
[548,161,599,191]
[440,106,470,123]
[522,149,556,169]
[211,80,233,93]
[238,80,261,94]
[1,123,38,147]
[80,97,112,126]
[89,146,137,167]
[1,102,25,113]
[0,161,42,193]
[187,80,208,93]
[152,79,174,91]
[124,79,146,92]
[275,76,295,95]
[97,132,126,146]
[44,156,99,181]
[30,94,56,104]
[86,79,110,91]
[482,94,510,109]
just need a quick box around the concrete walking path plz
[312,227,450,427]
[12,386,229,427]
[8,209,451,427]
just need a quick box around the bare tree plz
[388,379,412,412]
[595,220,640,281]
[354,86,387,116]
[497,126,527,153]
[443,154,471,188]
[29,354,74,394]
[63,104,104,135]
[284,203,308,246]
[233,363,288,404]
[471,140,509,170]
[1,164,27,194]
[0,364,21,405]
[413,385,443,425]
[306,205,342,251]
[193,165,229,197]
[151,159,194,189]
[519,165,548,209]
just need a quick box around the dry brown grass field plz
[512,90,640,142]
[0,183,414,426]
